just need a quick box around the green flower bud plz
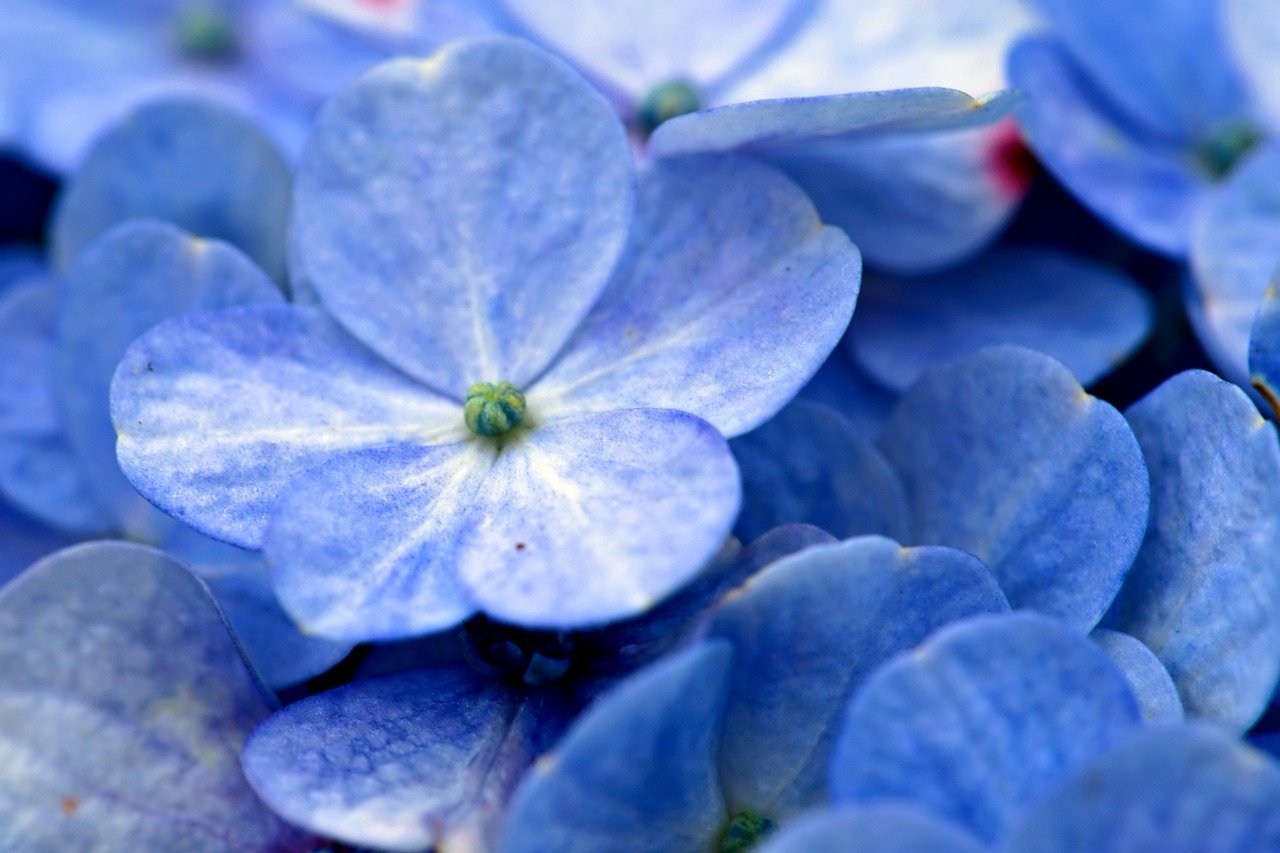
[464,380,527,437]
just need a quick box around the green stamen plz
[175,5,240,62]
[1196,121,1263,181]
[636,79,703,136]
[718,811,778,853]
[464,381,526,437]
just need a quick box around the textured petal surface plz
[457,408,742,628]
[0,541,313,851]
[759,805,984,853]
[111,303,463,548]
[501,642,732,853]
[294,38,633,397]
[1090,629,1184,724]
[849,248,1152,390]
[831,612,1142,843]
[1004,725,1280,852]
[55,220,282,538]
[706,536,1009,817]
[1106,370,1280,731]
[534,155,859,438]
[244,668,562,852]
[878,346,1149,630]
[730,400,907,543]
[1009,37,1206,256]
[1189,144,1280,381]
[49,98,292,281]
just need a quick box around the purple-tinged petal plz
[534,155,859,438]
[294,39,633,397]
[759,804,984,853]
[1090,629,1183,724]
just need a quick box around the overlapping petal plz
[1090,629,1183,724]
[759,805,984,853]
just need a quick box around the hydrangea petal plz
[49,98,292,281]
[1004,725,1280,852]
[831,612,1142,842]
[457,408,741,628]
[1250,283,1280,410]
[501,642,733,853]
[1106,370,1280,731]
[706,536,1009,817]
[1009,37,1205,256]
[294,38,633,397]
[55,220,283,537]
[797,347,898,440]
[730,400,907,542]
[759,805,984,853]
[849,248,1153,390]
[0,541,313,850]
[1189,144,1280,381]
[1225,0,1280,129]
[1090,629,1183,724]
[0,499,78,586]
[244,668,563,852]
[878,346,1148,629]
[111,304,464,548]
[533,155,859,438]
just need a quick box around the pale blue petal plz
[457,408,742,628]
[730,400,907,542]
[759,805,984,853]
[1106,370,1280,731]
[0,541,314,850]
[50,98,292,281]
[1004,725,1280,852]
[1225,0,1280,128]
[831,611,1142,843]
[294,38,633,397]
[1189,144,1280,380]
[55,220,283,538]
[533,155,859,438]
[797,347,898,440]
[1090,629,1184,724]
[1008,37,1205,256]
[850,248,1153,390]
[878,346,1149,630]
[501,642,733,853]
[111,304,463,548]
[706,536,1009,817]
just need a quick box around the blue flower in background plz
[110,38,861,641]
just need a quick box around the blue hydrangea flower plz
[111,38,860,642]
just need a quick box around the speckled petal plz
[758,805,984,853]
[1090,629,1183,724]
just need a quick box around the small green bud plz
[718,811,778,853]
[636,79,703,136]
[1196,121,1263,181]
[175,5,240,62]
[464,381,527,437]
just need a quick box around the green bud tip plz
[176,5,240,62]
[464,381,527,437]
[1196,121,1263,181]
[636,79,703,136]
[718,811,778,853]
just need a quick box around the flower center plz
[175,5,240,63]
[464,380,526,437]
[1195,121,1263,181]
[718,811,778,852]
[635,79,703,136]
[460,616,576,686]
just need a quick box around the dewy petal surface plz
[1107,370,1280,731]
[533,155,859,438]
[1089,629,1183,724]
[831,612,1142,843]
[294,38,634,397]
[0,541,314,851]
[49,98,292,282]
[878,346,1148,630]
[456,408,741,628]
[111,303,464,548]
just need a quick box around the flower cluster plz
[2,2,1280,851]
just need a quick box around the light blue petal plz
[650,87,1020,156]
[1090,629,1184,724]
[1225,0,1280,128]
[457,408,742,628]
[294,39,633,398]
[831,611,1142,843]
[730,400,907,542]
[759,805,984,853]
[55,220,283,539]
[244,667,562,852]
[1249,282,1280,411]
[111,303,463,548]
[1189,144,1280,381]
[706,536,1009,817]
[0,541,314,850]
[50,98,292,281]
[501,642,733,853]
[1004,724,1280,852]
[533,155,859,438]
[1031,0,1248,138]
[849,248,1153,390]
[1106,370,1280,731]
[0,279,113,534]
[878,346,1149,630]
[1008,37,1205,256]
[797,346,898,440]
